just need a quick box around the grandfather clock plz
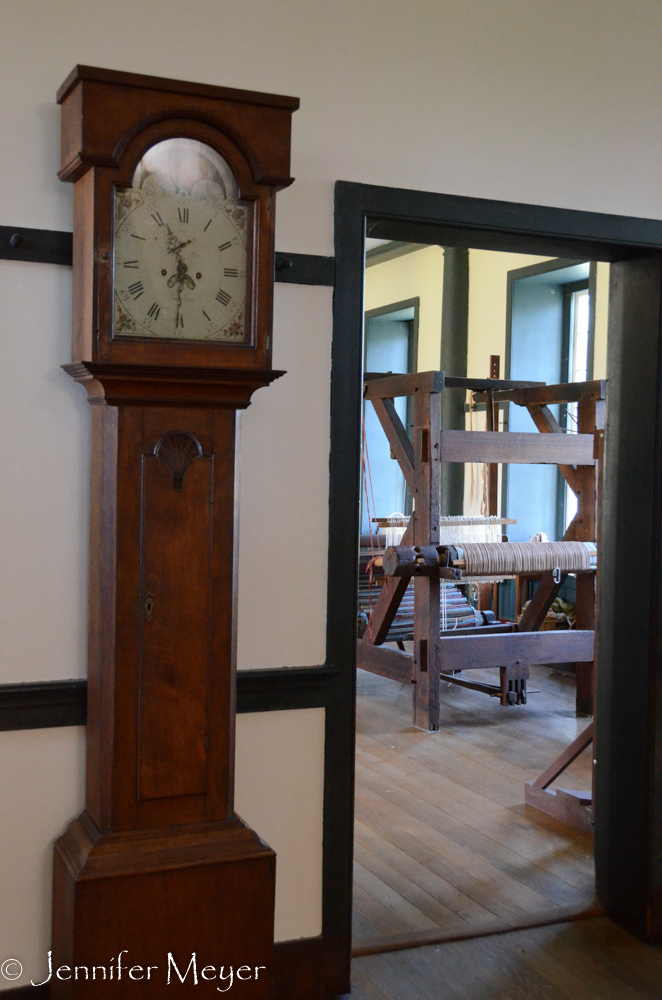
[51,66,298,997]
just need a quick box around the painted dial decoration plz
[113,138,249,343]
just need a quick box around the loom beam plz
[383,542,597,578]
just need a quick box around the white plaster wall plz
[237,283,331,671]
[235,708,325,942]
[0,261,88,683]
[1,0,662,980]
[0,727,86,989]
[0,711,323,988]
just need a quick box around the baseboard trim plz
[0,987,48,999]
[352,902,603,957]
[274,935,349,1000]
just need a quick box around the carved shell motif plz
[154,432,203,490]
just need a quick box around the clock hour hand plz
[165,224,192,255]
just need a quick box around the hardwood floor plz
[349,917,662,1000]
[353,662,595,949]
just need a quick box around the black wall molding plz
[0,227,336,286]
[236,665,337,712]
[0,226,72,266]
[274,251,335,285]
[0,668,337,732]
[0,680,86,731]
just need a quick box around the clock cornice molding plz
[57,65,299,187]
[62,360,286,408]
[57,64,300,112]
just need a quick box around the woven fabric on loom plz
[459,541,594,576]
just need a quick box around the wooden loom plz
[356,371,604,832]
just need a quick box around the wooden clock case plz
[51,67,298,998]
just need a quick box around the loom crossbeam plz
[436,430,595,466]
[472,378,606,407]
[436,630,594,670]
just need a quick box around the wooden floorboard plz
[353,663,596,948]
[349,918,662,1000]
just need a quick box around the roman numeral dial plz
[113,186,249,343]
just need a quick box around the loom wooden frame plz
[356,372,602,829]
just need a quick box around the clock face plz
[113,138,250,344]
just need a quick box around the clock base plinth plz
[51,812,276,999]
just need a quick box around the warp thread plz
[459,541,595,576]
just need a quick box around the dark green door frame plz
[328,181,662,958]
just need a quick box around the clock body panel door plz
[139,434,213,805]
[83,406,239,833]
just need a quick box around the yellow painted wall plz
[363,246,444,371]
[593,261,610,379]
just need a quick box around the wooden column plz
[413,390,441,730]
[486,355,501,518]
[439,247,468,515]
[571,397,600,716]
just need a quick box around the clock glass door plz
[113,137,250,344]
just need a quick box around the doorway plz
[320,184,662,981]
[353,243,599,951]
